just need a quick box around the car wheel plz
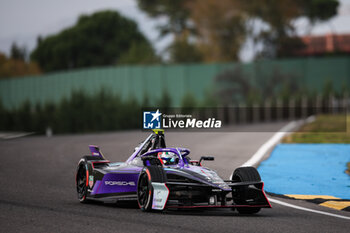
[76,161,89,203]
[137,166,167,212]
[232,166,261,214]
[137,167,155,211]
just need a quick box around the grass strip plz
[282,114,350,143]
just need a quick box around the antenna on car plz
[152,129,164,135]
[152,129,166,148]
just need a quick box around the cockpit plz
[157,151,179,165]
[128,130,191,167]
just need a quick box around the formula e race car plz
[75,130,271,214]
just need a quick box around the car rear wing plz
[88,145,106,159]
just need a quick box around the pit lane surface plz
[0,123,349,233]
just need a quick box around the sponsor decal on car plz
[89,175,94,188]
[104,181,136,186]
[151,182,169,210]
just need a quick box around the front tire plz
[232,166,261,214]
[137,166,167,212]
[137,171,153,211]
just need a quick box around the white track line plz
[0,132,34,139]
[6,132,34,139]
[241,120,350,220]
[241,121,298,167]
[269,198,350,220]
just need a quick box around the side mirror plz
[199,156,214,163]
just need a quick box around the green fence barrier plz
[0,56,349,109]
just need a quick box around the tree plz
[31,10,158,72]
[119,41,160,64]
[301,0,339,23]
[10,42,27,61]
[137,0,339,62]
[189,0,339,60]
[136,0,203,63]
[0,52,41,79]
[168,36,202,63]
[242,0,339,58]
[188,0,247,62]
[136,0,193,39]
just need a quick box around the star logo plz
[151,109,162,122]
[143,109,162,129]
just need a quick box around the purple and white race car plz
[75,130,271,214]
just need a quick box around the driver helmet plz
[157,152,177,165]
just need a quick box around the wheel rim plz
[77,166,86,199]
[138,173,150,207]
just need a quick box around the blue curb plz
[258,144,350,199]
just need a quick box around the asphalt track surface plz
[0,122,349,233]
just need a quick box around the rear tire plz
[232,166,261,214]
[76,160,89,203]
